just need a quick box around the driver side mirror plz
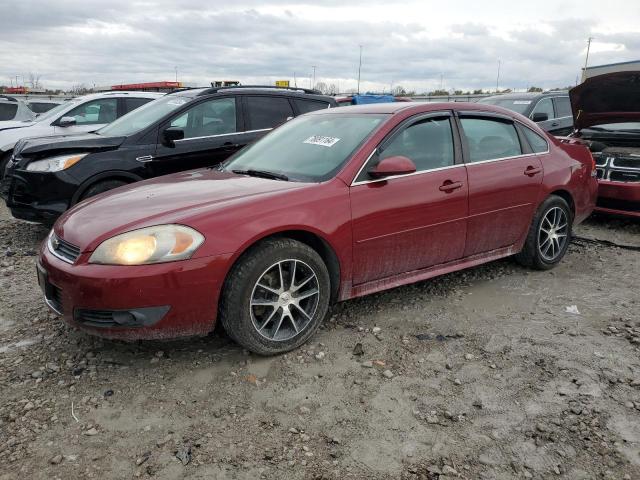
[368,155,416,179]
[532,112,549,122]
[162,127,185,146]
[58,116,77,127]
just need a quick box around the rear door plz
[458,113,543,256]
[149,96,242,176]
[350,112,468,285]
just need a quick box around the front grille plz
[611,157,640,169]
[609,171,640,182]
[596,168,605,179]
[75,309,120,327]
[49,234,81,263]
[593,154,607,167]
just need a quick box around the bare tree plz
[391,86,407,96]
[69,83,91,95]
[28,72,41,89]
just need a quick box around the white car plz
[0,96,36,124]
[0,91,164,177]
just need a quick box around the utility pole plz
[174,66,178,82]
[440,73,443,90]
[583,37,594,74]
[357,45,363,94]
[311,65,316,90]
[496,59,501,92]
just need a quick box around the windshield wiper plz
[232,169,289,181]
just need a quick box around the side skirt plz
[349,244,519,299]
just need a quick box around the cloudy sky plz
[1,0,639,93]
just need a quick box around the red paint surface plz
[41,102,598,340]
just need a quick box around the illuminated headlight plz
[26,153,88,172]
[89,225,205,265]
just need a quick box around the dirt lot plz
[0,203,639,480]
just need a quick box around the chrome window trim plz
[47,233,75,265]
[174,128,272,143]
[351,162,466,186]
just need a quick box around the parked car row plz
[0,74,635,355]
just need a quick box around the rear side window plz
[294,99,330,114]
[522,126,549,153]
[0,103,18,120]
[554,97,572,118]
[245,96,294,130]
[27,102,58,114]
[379,117,454,172]
[460,118,522,162]
[124,97,153,114]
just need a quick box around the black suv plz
[478,92,573,136]
[1,86,336,223]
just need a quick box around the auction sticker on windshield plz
[304,135,341,147]
[513,100,532,105]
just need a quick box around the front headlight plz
[89,225,205,265]
[26,153,88,172]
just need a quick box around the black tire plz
[219,238,331,355]
[516,195,573,270]
[79,179,128,202]
[0,151,12,180]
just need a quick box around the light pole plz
[357,45,363,94]
[174,66,178,82]
[311,65,316,90]
[584,37,594,72]
[496,59,501,93]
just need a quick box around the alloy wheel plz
[538,206,569,262]
[250,259,320,341]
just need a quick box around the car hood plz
[0,120,35,132]
[570,71,640,130]
[18,132,125,156]
[55,169,310,252]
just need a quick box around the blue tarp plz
[351,94,396,105]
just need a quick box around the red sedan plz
[39,102,598,354]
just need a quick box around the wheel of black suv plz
[219,238,331,355]
[0,151,12,179]
[79,179,128,202]
[516,195,573,270]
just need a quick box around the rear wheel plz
[219,238,331,355]
[79,179,128,202]
[516,195,572,270]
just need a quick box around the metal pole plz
[311,66,316,89]
[496,59,501,92]
[584,37,593,72]
[357,45,363,94]
[175,66,178,82]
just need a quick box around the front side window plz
[224,113,386,182]
[65,98,118,125]
[169,97,236,139]
[0,103,18,121]
[378,117,454,172]
[245,96,294,130]
[522,126,549,153]
[554,97,572,118]
[460,117,522,162]
[530,98,554,121]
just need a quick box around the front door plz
[52,97,119,134]
[350,113,468,285]
[150,97,245,177]
[458,114,544,256]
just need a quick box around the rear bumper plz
[38,242,232,340]
[596,180,640,218]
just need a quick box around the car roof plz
[168,87,334,102]
[482,92,568,101]
[72,91,166,101]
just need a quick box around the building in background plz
[582,60,640,81]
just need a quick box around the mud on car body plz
[37,101,597,355]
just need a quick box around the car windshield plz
[34,101,76,122]
[478,98,532,115]
[588,122,640,132]
[223,113,387,182]
[97,95,191,137]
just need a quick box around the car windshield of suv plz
[478,98,532,115]
[588,122,640,132]
[97,95,190,137]
[223,114,387,182]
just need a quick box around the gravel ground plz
[0,203,639,480]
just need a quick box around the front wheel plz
[219,238,331,355]
[516,195,573,270]
[79,179,128,202]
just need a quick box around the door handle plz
[524,166,542,176]
[222,141,239,150]
[439,180,463,192]
[551,122,559,127]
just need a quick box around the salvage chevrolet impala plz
[38,102,598,354]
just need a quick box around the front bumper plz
[1,169,77,223]
[38,241,232,340]
[595,179,640,218]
